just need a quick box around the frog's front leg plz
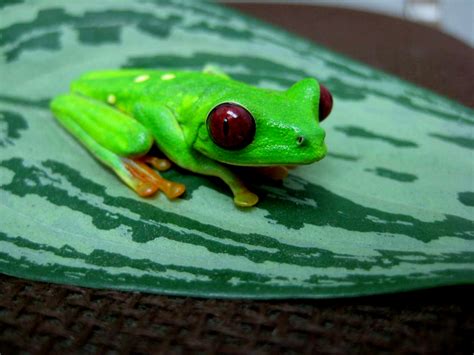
[185,152,259,207]
[134,103,258,207]
[50,94,185,199]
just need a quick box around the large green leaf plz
[0,0,473,299]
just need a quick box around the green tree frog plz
[50,66,333,207]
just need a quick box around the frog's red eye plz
[207,103,256,150]
[319,84,333,122]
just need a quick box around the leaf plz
[0,0,473,299]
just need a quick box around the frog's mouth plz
[218,143,326,181]
[215,142,328,167]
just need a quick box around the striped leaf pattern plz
[0,0,473,298]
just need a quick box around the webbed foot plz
[142,156,172,171]
[122,156,185,199]
[234,190,259,207]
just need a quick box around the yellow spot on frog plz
[107,94,116,105]
[161,73,176,81]
[134,74,150,83]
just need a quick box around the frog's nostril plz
[297,136,305,146]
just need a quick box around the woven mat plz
[1,3,473,353]
[1,275,473,353]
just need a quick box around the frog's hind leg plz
[50,94,185,199]
[142,156,172,172]
[121,156,184,198]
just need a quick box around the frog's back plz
[70,69,234,114]
[72,69,228,97]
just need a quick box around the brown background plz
[227,3,474,108]
[1,4,473,354]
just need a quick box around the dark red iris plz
[207,103,256,150]
[319,84,333,122]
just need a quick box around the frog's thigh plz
[51,94,184,198]
[51,94,153,157]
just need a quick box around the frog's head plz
[193,78,333,166]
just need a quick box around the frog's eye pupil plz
[207,103,256,150]
[319,84,333,122]
[223,117,229,136]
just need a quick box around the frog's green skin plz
[50,67,327,207]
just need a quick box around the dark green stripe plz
[366,167,418,182]
[334,125,418,148]
[430,133,474,150]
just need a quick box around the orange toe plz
[136,182,160,197]
[145,157,172,171]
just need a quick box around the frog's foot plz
[256,166,289,180]
[122,157,185,199]
[234,190,259,207]
[141,156,172,171]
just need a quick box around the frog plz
[50,66,333,207]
